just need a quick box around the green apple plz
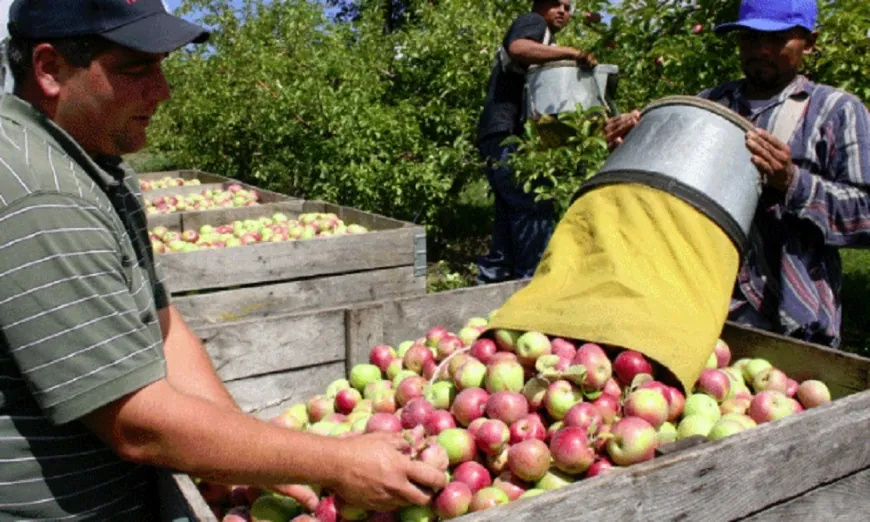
[349,364,382,391]
[676,414,716,439]
[683,393,721,421]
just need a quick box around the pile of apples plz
[150,212,368,254]
[139,176,202,191]
[201,318,833,521]
[145,184,260,215]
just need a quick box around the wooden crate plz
[160,281,870,521]
[158,200,427,324]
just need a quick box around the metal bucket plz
[525,62,619,120]
[578,95,761,254]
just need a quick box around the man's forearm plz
[159,305,239,411]
[508,39,581,66]
[82,379,344,488]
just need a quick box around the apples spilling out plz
[149,212,368,253]
[140,176,202,191]
[201,321,833,521]
[145,184,260,215]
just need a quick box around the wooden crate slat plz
[174,266,423,327]
[140,169,229,183]
[225,362,346,419]
[157,471,217,522]
[177,201,307,232]
[724,323,870,398]
[459,389,870,522]
[196,309,346,382]
[742,467,870,521]
[159,227,417,292]
[142,182,224,200]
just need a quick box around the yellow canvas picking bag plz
[488,96,761,393]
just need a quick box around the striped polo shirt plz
[0,94,170,519]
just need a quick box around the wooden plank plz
[157,470,217,522]
[225,362,346,419]
[159,227,417,292]
[318,201,413,231]
[345,305,386,374]
[743,467,870,521]
[178,201,307,232]
[140,169,231,184]
[142,182,224,200]
[174,266,424,326]
[461,389,870,522]
[380,280,529,346]
[195,309,346,382]
[723,322,870,399]
[146,213,183,230]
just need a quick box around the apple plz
[437,428,477,466]
[396,375,428,407]
[364,380,393,401]
[720,397,752,415]
[549,426,596,475]
[743,359,773,384]
[509,414,547,444]
[484,446,509,475]
[458,327,482,347]
[475,419,510,456]
[326,378,352,398]
[349,364,382,392]
[424,409,457,436]
[365,412,402,433]
[396,341,415,358]
[370,345,397,372]
[453,461,492,493]
[397,505,435,522]
[707,418,746,441]
[544,380,583,420]
[607,416,658,466]
[391,370,417,389]
[519,488,545,499]
[433,482,472,519]
[752,368,789,394]
[251,495,302,522]
[450,387,490,427]
[695,369,732,402]
[401,398,435,429]
[721,412,757,430]
[422,359,440,381]
[796,379,831,409]
[453,359,487,391]
[749,390,794,424]
[676,413,716,439]
[469,339,497,364]
[485,391,529,425]
[488,352,519,365]
[515,331,551,366]
[563,402,603,435]
[484,359,525,393]
[657,421,678,444]
[371,388,397,414]
[417,442,450,472]
[493,329,522,353]
[446,354,472,380]
[404,344,435,374]
[683,393,721,421]
[567,343,613,392]
[713,339,731,368]
[790,398,805,413]
[334,388,362,415]
[623,389,669,428]
[785,378,799,398]
[508,439,551,482]
[492,472,527,501]
[603,378,622,398]
[613,350,653,385]
[424,381,456,410]
[468,487,510,512]
[306,395,334,423]
[425,326,449,348]
[550,338,577,361]
[437,335,464,361]
[692,23,704,35]
[534,469,574,491]
[585,457,615,479]
[592,393,621,424]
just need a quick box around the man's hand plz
[326,432,448,512]
[746,129,796,192]
[571,48,598,69]
[604,110,641,150]
[268,484,321,512]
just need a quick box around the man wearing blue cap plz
[0,1,445,518]
[605,0,870,348]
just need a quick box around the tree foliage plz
[148,0,870,228]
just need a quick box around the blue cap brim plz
[714,19,804,35]
[101,11,209,54]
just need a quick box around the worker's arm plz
[158,304,240,411]
[508,38,596,68]
[80,379,446,512]
[748,95,870,247]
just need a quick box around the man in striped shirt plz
[0,0,444,519]
[604,0,870,348]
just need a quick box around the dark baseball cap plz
[7,0,210,54]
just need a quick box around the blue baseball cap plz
[714,0,818,35]
[7,0,209,54]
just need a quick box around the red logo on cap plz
[127,0,139,4]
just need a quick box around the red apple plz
[401,398,435,429]
[692,23,704,35]
[585,457,615,478]
[453,461,492,493]
[695,369,732,403]
[592,393,621,424]
[796,380,831,409]
[749,390,794,424]
[433,482,472,520]
[508,439,551,483]
[485,391,529,425]
[563,402,603,435]
[606,416,658,466]
[334,388,362,415]
[365,412,402,433]
[437,335,464,361]
[475,419,510,456]
[572,343,613,391]
[424,409,457,436]
[469,339,497,364]
[624,389,669,429]
[417,442,450,471]
[395,376,428,407]
[550,338,577,361]
[492,471,527,501]
[752,368,789,394]
[468,487,509,512]
[603,378,622,398]
[425,326,449,348]
[713,339,731,368]
[613,351,653,385]
[369,345,397,372]
[549,426,596,475]
[785,378,799,398]
[404,344,435,374]
[509,414,547,444]
[450,387,490,427]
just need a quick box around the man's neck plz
[743,74,799,100]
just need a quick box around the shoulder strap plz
[771,96,809,143]
[543,27,553,46]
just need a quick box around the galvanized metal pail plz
[525,62,619,120]
[578,95,761,254]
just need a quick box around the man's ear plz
[32,43,73,99]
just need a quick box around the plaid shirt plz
[699,75,870,347]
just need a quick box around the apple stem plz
[428,347,473,387]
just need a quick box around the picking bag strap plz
[771,95,809,144]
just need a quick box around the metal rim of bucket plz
[642,95,755,133]
[528,61,619,74]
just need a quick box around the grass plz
[839,249,870,358]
